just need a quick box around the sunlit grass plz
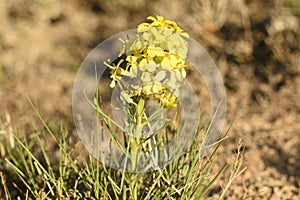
[0,106,245,199]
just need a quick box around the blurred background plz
[0,0,299,198]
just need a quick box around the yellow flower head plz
[106,15,189,108]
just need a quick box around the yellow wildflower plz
[160,92,177,108]
[106,15,189,108]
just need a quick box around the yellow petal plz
[152,84,162,94]
[176,62,185,70]
[170,55,178,67]
[167,42,176,51]
[141,72,151,82]
[143,84,152,95]
[161,57,170,67]
[139,58,148,69]
[162,28,173,36]
[150,28,159,38]
[169,71,177,83]
[138,22,150,27]
[175,69,182,79]
[156,15,164,21]
[167,79,177,90]
[135,40,142,49]
[110,81,116,88]
[129,66,138,77]
[164,20,175,26]
[148,47,165,57]
[118,67,126,75]
[181,69,186,78]
[151,21,162,26]
[137,26,150,33]
[148,60,156,65]
[147,16,157,22]
[178,47,188,58]
[126,56,132,62]
[180,32,189,38]
[155,34,165,41]
[143,32,151,40]
[147,63,157,72]
[137,23,150,32]
[155,70,166,81]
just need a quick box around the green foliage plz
[0,109,244,199]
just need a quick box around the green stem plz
[129,98,145,200]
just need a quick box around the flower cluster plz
[107,15,189,108]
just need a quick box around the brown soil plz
[0,0,299,199]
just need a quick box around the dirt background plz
[0,0,299,199]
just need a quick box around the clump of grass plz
[0,107,244,199]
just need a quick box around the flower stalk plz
[105,15,190,199]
